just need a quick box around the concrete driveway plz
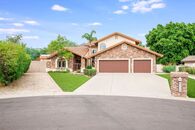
[0,96,195,130]
[75,73,171,98]
[0,61,62,98]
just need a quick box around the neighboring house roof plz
[86,32,141,46]
[87,41,163,58]
[182,56,195,62]
[47,46,89,59]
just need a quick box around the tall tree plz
[82,30,97,44]
[6,34,23,43]
[47,35,76,59]
[146,22,195,65]
[47,35,76,53]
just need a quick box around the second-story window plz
[92,49,97,54]
[100,43,106,50]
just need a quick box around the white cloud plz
[24,20,40,25]
[132,0,166,13]
[88,22,102,26]
[121,5,129,10]
[23,36,39,40]
[113,10,126,15]
[71,23,78,26]
[51,4,68,12]
[0,17,13,21]
[151,3,166,9]
[119,0,131,2]
[0,28,30,34]
[12,23,24,27]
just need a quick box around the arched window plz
[100,43,106,50]
[57,59,66,68]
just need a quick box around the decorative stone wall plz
[95,43,157,73]
[170,72,188,97]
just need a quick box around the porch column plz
[87,58,91,66]
[68,58,73,72]
[81,58,85,72]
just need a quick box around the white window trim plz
[55,57,68,69]
[97,58,131,73]
[132,58,153,73]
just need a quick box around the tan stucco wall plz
[97,35,136,51]
[95,43,157,73]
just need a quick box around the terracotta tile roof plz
[47,46,89,59]
[87,41,163,58]
[65,46,89,57]
[47,52,58,59]
[85,32,141,46]
[182,56,195,62]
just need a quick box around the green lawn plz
[157,74,195,98]
[49,72,90,92]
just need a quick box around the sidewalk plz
[189,74,195,79]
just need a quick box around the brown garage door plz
[99,60,128,73]
[133,60,151,73]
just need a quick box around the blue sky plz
[0,0,194,48]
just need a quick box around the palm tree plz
[82,30,97,45]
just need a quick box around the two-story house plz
[46,32,163,73]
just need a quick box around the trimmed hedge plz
[0,41,31,85]
[84,69,96,76]
[179,66,195,75]
[162,65,176,73]
[86,65,92,69]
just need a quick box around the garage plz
[99,60,129,73]
[133,60,151,73]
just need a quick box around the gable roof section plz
[65,46,89,57]
[87,41,163,58]
[47,46,89,59]
[182,56,195,62]
[87,32,141,46]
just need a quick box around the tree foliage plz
[26,48,48,60]
[0,41,31,85]
[82,30,97,43]
[47,35,76,59]
[146,22,195,65]
[47,35,76,53]
[6,34,26,47]
[26,48,40,60]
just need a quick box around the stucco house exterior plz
[181,56,195,67]
[45,32,163,73]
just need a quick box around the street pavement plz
[0,95,195,130]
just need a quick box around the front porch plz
[70,54,86,72]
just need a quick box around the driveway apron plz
[75,73,171,98]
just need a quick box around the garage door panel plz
[99,60,128,73]
[133,60,151,73]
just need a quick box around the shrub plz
[86,65,92,69]
[179,66,195,75]
[0,41,31,85]
[84,69,96,76]
[162,65,176,73]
